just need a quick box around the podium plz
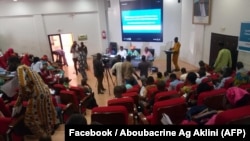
[164,50,173,73]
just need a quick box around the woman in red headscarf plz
[21,53,32,66]
[3,48,15,61]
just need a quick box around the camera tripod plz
[103,67,115,95]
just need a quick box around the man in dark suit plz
[93,53,106,94]
[194,0,209,17]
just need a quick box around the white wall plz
[0,0,108,59]
[107,0,182,59]
[1,0,250,70]
[181,0,250,69]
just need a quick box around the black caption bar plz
[65,125,250,140]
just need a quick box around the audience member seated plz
[155,72,165,83]
[138,76,157,114]
[163,71,169,81]
[65,113,87,125]
[168,73,183,91]
[196,67,209,84]
[31,56,43,75]
[39,135,52,141]
[147,80,168,113]
[234,61,250,86]
[180,67,188,81]
[41,55,52,65]
[198,60,213,74]
[214,67,233,89]
[205,87,250,125]
[179,72,198,99]
[3,48,16,61]
[113,85,127,98]
[40,62,59,87]
[188,78,214,106]
[21,53,32,66]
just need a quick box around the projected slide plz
[122,9,162,33]
[120,0,163,42]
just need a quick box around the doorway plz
[48,34,74,66]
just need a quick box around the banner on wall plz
[238,22,250,52]
[78,34,88,41]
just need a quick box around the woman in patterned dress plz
[9,56,57,138]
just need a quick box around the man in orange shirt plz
[170,37,181,72]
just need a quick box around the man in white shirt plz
[31,56,43,74]
[116,46,127,61]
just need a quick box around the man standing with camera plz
[93,53,106,94]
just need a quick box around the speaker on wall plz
[178,0,181,3]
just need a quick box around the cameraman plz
[93,53,106,94]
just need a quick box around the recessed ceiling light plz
[13,0,18,2]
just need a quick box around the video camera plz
[102,57,110,68]
[102,57,110,64]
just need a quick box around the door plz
[209,33,238,71]
[48,34,63,62]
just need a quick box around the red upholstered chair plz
[154,90,179,102]
[209,73,220,82]
[107,97,136,124]
[69,86,87,102]
[122,92,139,106]
[59,90,81,114]
[175,82,185,92]
[91,105,132,125]
[214,105,250,124]
[52,83,67,95]
[50,95,77,123]
[107,97,135,114]
[139,97,188,125]
[0,98,23,141]
[223,77,234,89]
[197,88,227,110]
[146,86,158,102]
[126,84,140,93]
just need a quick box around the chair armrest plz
[60,103,78,123]
[6,115,25,141]
[61,103,73,114]
[132,104,139,124]
[8,115,24,130]
[79,94,92,108]
[137,112,149,125]
[128,114,135,125]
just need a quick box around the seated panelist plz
[127,46,140,58]
[116,46,127,61]
[142,47,153,61]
